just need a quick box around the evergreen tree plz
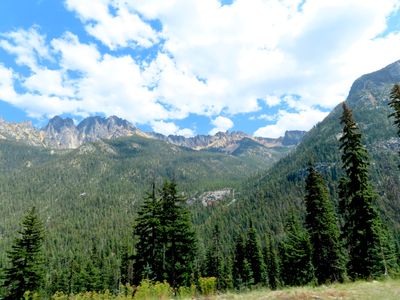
[158,180,197,288]
[389,83,400,163]
[133,181,197,288]
[304,165,346,284]
[204,225,225,290]
[133,183,162,284]
[1,207,45,299]
[263,234,280,290]
[389,83,400,137]
[280,213,315,287]
[245,223,267,286]
[232,234,253,289]
[339,103,397,279]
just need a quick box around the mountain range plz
[1,59,400,293]
[0,114,305,152]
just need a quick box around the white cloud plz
[264,95,281,107]
[151,120,194,137]
[254,107,329,138]
[258,114,277,122]
[23,68,74,97]
[0,65,16,100]
[65,0,159,49]
[209,116,234,135]
[0,27,52,70]
[1,0,400,136]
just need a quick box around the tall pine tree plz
[388,83,400,137]
[133,182,163,284]
[158,180,197,288]
[245,223,267,286]
[232,235,253,289]
[389,83,400,163]
[204,225,225,290]
[133,181,197,288]
[1,207,45,299]
[339,103,397,279]
[263,233,280,290]
[304,165,346,284]
[280,213,315,287]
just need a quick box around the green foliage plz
[339,103,398,279]
[132,183,162,284]
[204,225,225,290]
[176,284,196,299]
[0,134,271,294]
[134,279,173,300]
[304,165,346,284]
[263,234,280,290]
[232,235,253,290]
[1,207,45,300]
[133,181,197,288]
[280,213,315,287]
[198,277,217,296]
[245,223,267,286]
[388,83,400,137]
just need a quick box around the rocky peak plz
[44,116,79,149]
[282,130,307,146]
[347,60,400,107]
[152,130,305,154]
[77,116,137,143]
[0,118,45,147]
[45,116,75,132]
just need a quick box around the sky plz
[0,0,400,138]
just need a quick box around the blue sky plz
[0,0,399,137]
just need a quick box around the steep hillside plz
[201,60,400,244]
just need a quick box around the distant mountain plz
[0,119,46,147]
[0,115,305,152]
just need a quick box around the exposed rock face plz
[43,115,142,149]
[44,116,80,149]
[77,116,137,143]
[152,130,305,154]
[1,115,306,151]
[0,119,46,147]
[282,130,307,146]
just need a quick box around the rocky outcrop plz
[1,115,306,151]
[0,119,46,147]
[44,116,80,149]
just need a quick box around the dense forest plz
[2,84,400,298]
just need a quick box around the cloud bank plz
[0,0,399,137]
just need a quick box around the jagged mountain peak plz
[347,60,400,107]
[1,114,306,151]
[45,116,75,132]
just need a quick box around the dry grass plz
[202,278,400,300]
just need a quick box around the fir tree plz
[389,83,400,162]
[158,180,197,288]
[133,181,197,288]
[232,235,252,289]
[204,225,225,290]
[339,103,397,279]
[132,182,162,284]
[280,213,315,286]
[245,223,267,286]
[304,165,346,284]
[388,83,400,137]
[1,207,45,299]
[263,233,280,290]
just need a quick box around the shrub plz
[198,277,217,296]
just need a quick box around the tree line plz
[2,85,400,298]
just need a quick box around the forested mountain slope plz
[201,60,400,245]
[0,132,293,292]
